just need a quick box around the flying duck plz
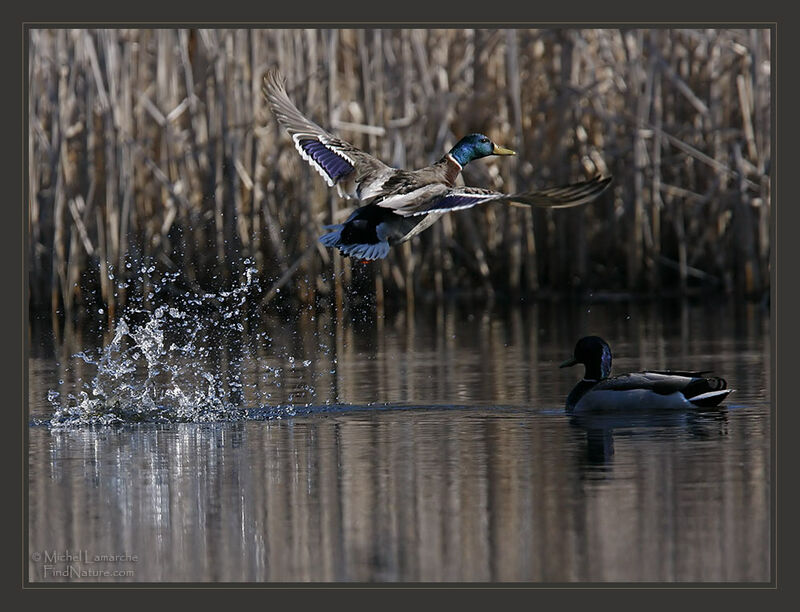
[263,68,612,261]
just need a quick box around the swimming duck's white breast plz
[574,388,691,412]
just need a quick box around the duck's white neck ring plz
[446,154,463,171]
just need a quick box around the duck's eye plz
[481,138,490,143]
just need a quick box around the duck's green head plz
[448,133,516,166]
[560,336,613,380]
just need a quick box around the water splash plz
[45,266,323,427]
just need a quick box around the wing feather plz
[404,175,612,216]
[263,69,389,192]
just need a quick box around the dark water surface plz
[27,299,771,582]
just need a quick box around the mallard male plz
[263,68,612,261]
[560,336,733,412]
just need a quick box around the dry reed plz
[27,28,771,319]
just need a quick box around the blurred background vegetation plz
[27,28,771,321]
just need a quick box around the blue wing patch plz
[299,139,354,183]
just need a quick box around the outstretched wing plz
[262,68,390,196]
[400,175,613,217]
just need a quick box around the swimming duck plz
[560,336,733,411]
[263,68,612,261]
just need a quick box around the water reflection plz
[28,299,771,582]
[29,404,768,582]
[568,408,730,465]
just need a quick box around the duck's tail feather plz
[319,225,344,247]
[688,388,734,407]
[338,241,390,261]
[319,227,390,261]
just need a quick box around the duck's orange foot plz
[359,259,372,265]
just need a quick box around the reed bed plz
[27,28,771,320]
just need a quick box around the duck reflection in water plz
[560,336,734,464]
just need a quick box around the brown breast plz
[441,155,463,187]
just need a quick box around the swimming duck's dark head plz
[560,336,613,380]
[448,133,516,166]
